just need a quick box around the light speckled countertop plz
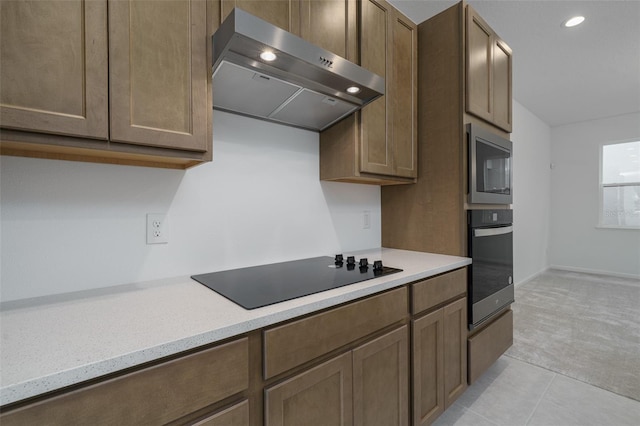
[0,248,470,406]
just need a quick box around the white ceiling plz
[387,0,640,127]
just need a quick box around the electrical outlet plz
[363,210,371,229]
[147,213,168,244]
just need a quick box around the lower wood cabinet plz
[468,308,513,384]
[263,287,407,379]
[265,325,409,426]
[353,326,409,426]
[265,351,353,426]
[412,298,467,426]
[191,399,249,426]
[0,338,249,425]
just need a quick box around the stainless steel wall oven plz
[468,209,514,329]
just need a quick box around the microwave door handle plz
[474,226,513,237]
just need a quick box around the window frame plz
[598,139,640,230]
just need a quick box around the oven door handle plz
[474,225,513,237]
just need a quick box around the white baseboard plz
[549,264,640,280]
[515,268,549,287]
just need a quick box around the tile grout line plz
[505,344,640,401]
[524,372,558,425]
[463,403,501,426]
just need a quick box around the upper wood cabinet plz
[217,0,356,61]
[382,1,514,257]
[298,0,356,60]
[0,0,211,169]
[220,0,299,33]
[320,0,417,185]
[109,0,209,152]
[465,4,513,132]
[0,0,108,139]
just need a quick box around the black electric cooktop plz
[191,256,402,309]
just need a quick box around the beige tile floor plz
[434,355,640,426]
[506,270,640,400]
[434,269,640,426]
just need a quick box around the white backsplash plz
[0,111,381,301]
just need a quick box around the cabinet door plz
[265,352,353,426]
[0,0,108,139]
[299,0,356,61]
[221,0,299,33]
[360,0,392,176]
[390,9,417,178]
[353,326,409,426]
[492,38,513,132]
[466,5,513,133]
[412,309,444,426]
[109,0,208,152]
[465,5,493,124]
[443,297,468,407]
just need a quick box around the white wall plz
[549,112,640,278]
[511,100,552,284]
[0,111,381,301]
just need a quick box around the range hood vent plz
[212,8,385,132]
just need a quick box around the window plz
[599,140,640,229]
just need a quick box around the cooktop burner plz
[191,255,402,309]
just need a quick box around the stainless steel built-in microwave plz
[468,123,513,204]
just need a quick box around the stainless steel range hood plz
[212,8,385,132]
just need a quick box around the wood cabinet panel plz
[263,287,407,379]
[299,0,355,60]
[221,0,298,32]
[191,400,249,426]
[492,38,513,132]
[412,309,444,426]
[465,4,513,132]
[0,338,249,426]
[265,352,353,426]
[443,298,467,406]
[382,3,465,254]
[109,0,208,152]
[360,0,391,176]
[412,285,468,426]
[0,0,108,139]
[465,6,493,124]
[391,13,418,178]
[412,268,467,315]
[468,309,513,384]
[353,326,409,426]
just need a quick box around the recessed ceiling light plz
[563,16,585,28]
[260,51,277,61]
[346,86,361,94]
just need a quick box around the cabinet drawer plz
[264,287,407,379]
[191,399,249,426]
[468,309,513,384]
[411,268,466,314]
[1,338,249,425]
